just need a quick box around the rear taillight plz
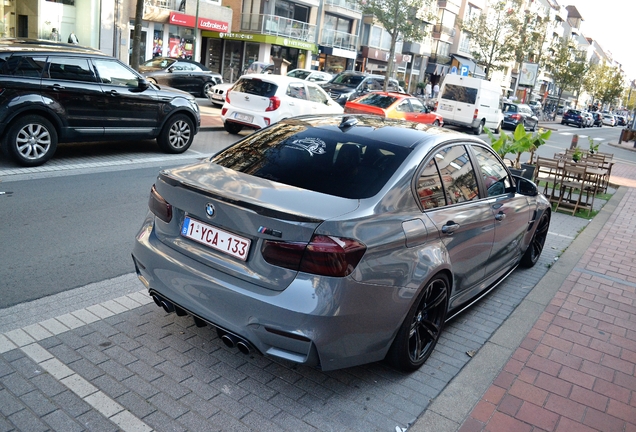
[511,114,522,121]
[473,109,479,120]
[262,234,366,277]
[221,107,228,116]
[225,91,231,104]
[266,96,281,112]
[149,185,172,223]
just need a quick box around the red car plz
[344,92,444,126]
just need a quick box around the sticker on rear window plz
[287,138,326,156]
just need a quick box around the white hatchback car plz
[602,114,616,126]
[287,68,333,84]
[221,75,343,134]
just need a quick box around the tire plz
[531,121,537,132]
[561,120,565,125]
[5,115,58,167]
[473,121,484,135]
[432,120,440,127]
[157,114,194,154]
[520,211,550,268]
[386,274,449,372]
[223,121,243,134]
[202,81,214,98]
[493,122,501,133]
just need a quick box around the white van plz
[435,74,504,135]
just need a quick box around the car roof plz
[0,38,107,55]
[238,74,316,85]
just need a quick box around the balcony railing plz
[320,28,358,51]
[324,0,361,13]
[241,14,316,42]
[432,24,456,38]
[145,0,180,10]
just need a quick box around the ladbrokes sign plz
[169,12,228,33]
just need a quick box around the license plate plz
[212,93,224,101]
[181,216,251,261]
[440,103,453,111]
[235,113,253,123]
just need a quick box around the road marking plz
[1,291,154,432]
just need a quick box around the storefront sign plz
[321,46,357,60]
[360,47,409,64]
[169,12,228,33]
[202,30,318,53]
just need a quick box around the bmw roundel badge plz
[205,203,215,217]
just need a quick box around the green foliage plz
[356,0,434,89]
[571,147,583,162]
[485,123,551,168]
[546,37,589,109]
[588,136,600,153]
[459,0,521,79]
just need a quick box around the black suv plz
[0,39,201,167]
[320,71,400,106]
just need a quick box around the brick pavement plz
[455,186,636,432]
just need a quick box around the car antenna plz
[339,116,358,130]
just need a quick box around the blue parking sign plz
[460,65,469,76]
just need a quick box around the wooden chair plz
[534,156,563,204]
[555,162,593,217]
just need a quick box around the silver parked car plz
[132,115,551,371]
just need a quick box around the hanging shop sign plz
[169,12,228,33]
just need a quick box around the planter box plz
[520,163,536,180]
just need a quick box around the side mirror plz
[135,78,150,92]
[515,176,538,196]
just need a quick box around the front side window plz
[472,145,511,197]
[286,82,307,100]
[93,59,139,87]
[307,84,328,104]
[434,145,479,205]
[410,98,425,112]
[46,57,97,83]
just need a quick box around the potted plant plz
[485,123,552,179]
[588,136,600,154]
[571,147,583,162]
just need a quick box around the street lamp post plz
[192,0,200,62]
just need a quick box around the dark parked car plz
[132,114,551,372]
[591,112,603,127]
[139,57,223,97]
[615,115,627,126]
[0,39,200,167]
[561,109,586,128]
[320,71,400,106]
[502,102,539,131]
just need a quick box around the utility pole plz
[192,0,200,62]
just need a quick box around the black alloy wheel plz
[520,212,550,268]
[387,274,449,371]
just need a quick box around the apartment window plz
[464,4,480,21]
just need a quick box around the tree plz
[545,37,588,111]
[131,0,145,71]
[459,0,522,80]
[357,0,434,91]
[597,66,624,109]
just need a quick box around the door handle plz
[441,222,459,234]
[495,212,506,221]
[109,90,119,96]
[51,84,65,90]
[289,102,295,106]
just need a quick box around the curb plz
[409,186,628,431]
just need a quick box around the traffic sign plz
[460,65,469,76]
[450,66,458,75]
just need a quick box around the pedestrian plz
[433,83,440,98]
[425,82,432,99]
[49,28,60,42]
[68,31,79,45]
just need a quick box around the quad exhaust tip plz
[151,293,250,355]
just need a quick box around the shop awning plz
[451,54,476,74]
[425,63,450,75]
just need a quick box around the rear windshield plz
[288,70,310,79]
[440,83,478,104]
[211,122,411,199]
[503,103,518,113]
[330,73,365,88]
[357,93,397,109]
[232,77,278,97]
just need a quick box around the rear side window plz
[0,55,47,78]
[211,123,411,199]
[441,84,478,104]
[46,57,97,83]
[233,78,278,97]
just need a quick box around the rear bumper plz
[132,214,403,371]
